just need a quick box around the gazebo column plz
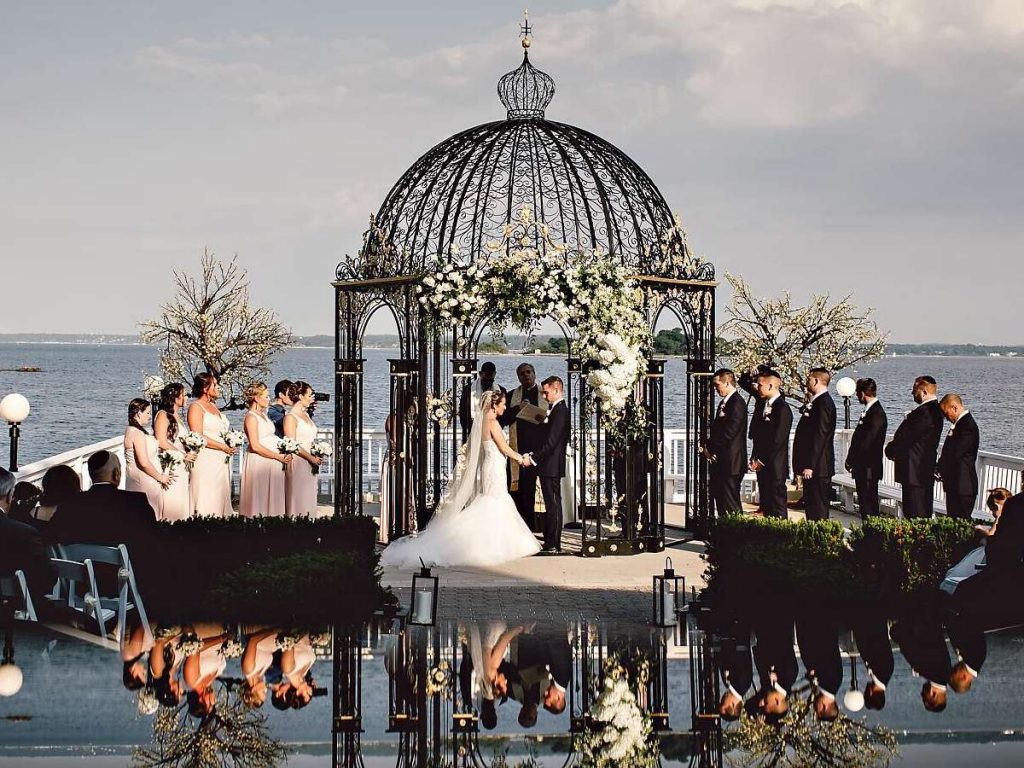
[335,358,364,519]
[686,356,715,536]
[645,358,667,551]
[388,359,420,540]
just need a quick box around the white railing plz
[17,427,1023,520]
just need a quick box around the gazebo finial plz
[520,9,532,49]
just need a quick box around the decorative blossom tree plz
[723,273,888,398]
[141,250,292,398]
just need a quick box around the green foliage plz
[479,340,509,353]
[537,335,569,354]
[207,550,394,625]
[705,514,978,612]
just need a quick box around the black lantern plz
[652,556,684,627]
[409,563,439,626]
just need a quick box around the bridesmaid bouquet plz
[180,432,206,472]
[310,439,333,475]
[221,429,246,463]
[157,449,183,476]
[278,437,301,471]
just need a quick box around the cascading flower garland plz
[577,655,659,768]
[417,206,649,428]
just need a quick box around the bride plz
[381,390,541,567]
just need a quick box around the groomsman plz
[844,378,888,519]
[703,369,748,516]
[792,368,837,521]
[458,362,505,438]
[796,608,842,721]
[937,394,980,520]
[749,370,792,519]
[885,376,943,519]
[716,625,754,721]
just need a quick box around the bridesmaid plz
[124,398,170,516]
[239,382,291,518]
[187,373,235,518]
[154,383,197,522]
[284,381,321,518]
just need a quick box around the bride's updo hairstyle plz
[244,381,268,407]
[191,372,217,399]
[158,383,185,442]
[128,398,152,434]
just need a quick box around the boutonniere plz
[763,404,773,421]
[800,403,813,417]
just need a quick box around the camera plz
[314,392,331,403]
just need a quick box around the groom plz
[522,376,570,554]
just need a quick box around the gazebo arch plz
[334,29,718,552]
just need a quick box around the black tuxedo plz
[707,392,748,515]
[717,630,754,697]
[885,399,943,518]
[506,631,571,708]
[458,382,507,438]
[0,512,55,612]
[796,612,843,696]
[937,412,980,520]
[852,611,894,687]
[792,393,837,521]
[504,385,544,530]
[531,400,570,550]
[893,615,951,686]
[845,401,888,518]
[749,395,793,518]
[752,613,798,696]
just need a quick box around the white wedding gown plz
[381,434,541,568]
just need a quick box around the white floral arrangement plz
[176,634,202,656]
[310,439,333,475]
[219,639,244,658]
[157,449,183,475]
[155,624,182,639]
[426,393,453,427]
[276,632,301,650]
[143,374,165,401]
[181,432,207,453]
[220,429,245,463]
[309,631,332,648]
[278,437,301,472]
[577,658,657,768]
[424,660,452,698]
[416,249,488,325]
[137,688,159,717]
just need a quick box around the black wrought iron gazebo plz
[334,24,717,553]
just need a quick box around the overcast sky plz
[2,1,1021,343]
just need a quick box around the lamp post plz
[835,377,856,430]
[409,562,439,626]
[652,556,684,627]
[0,623,22,697]
[0,394,31,472]
[843,654,864,712]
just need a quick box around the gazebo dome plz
[348,42,703,281]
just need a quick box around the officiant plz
[458,361,506,440]
[502,363,547,532]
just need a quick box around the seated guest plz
[34,465,82,524]
[8,481,42,526]
[0,468,54,611]
[47,452,158,583]
[976,487,1012,536]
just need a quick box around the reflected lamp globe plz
[843,687,865,712]
[0,663,23,697]
[835,377,857,399]
[0,393,30,424]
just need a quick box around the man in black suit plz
[514,629,572,717]
[522,376,570,553]
[937,394,980,520]
[792,368,837,522]
[751,608,798,722]
[946,610,987,695]
[796,608,842,721]
[46,451,158,579]
[716,624,754,721]
[893,612,951,713]
[885,376,943,519]
[458,362,506,439]
[0,467,54,612]
[851,607,894,710]
[503,363,546,531]
[845,378,888,519]
[703,369,748,516]
[749,370,793,519]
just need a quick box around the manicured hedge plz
[704,513,977,611]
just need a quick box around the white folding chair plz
[0,570,38,622]
[57,543,152,646]
[46,557,117,639]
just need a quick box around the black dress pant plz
[803,475,832,521]
[512,466,539,531]
[855,475,880,519]
[902,483,934,519]
[540,476,563,550]
[757,469,788,518]
[944,488,977,520]
[711,470,743,515]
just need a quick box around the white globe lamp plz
[0,663,23,697]
[843,687,865,712]
[835,377,857,430]
[0,393,30,472]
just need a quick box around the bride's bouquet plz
[157,449,183,476]
[278,437,301,471]
[221,429,246,463]
[310,439,333,475]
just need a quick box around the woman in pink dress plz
[187,373,236,518]
[124,398,170,516]
[284,381,322,518]
[153,383,197,522]
[240,382,291,518]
